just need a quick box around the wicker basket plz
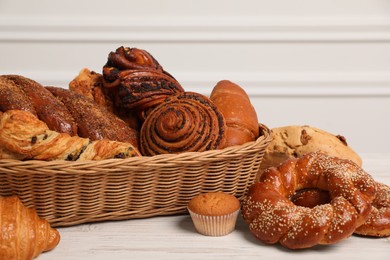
[0,124,271,227]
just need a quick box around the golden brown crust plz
[242,152,376,249]
[79,139,140,160]
[69,68,115,112]
[210,80,259,147]
[354,182,390,237]
[0,196,60,259]
[291,189,331,209]
[0,110,140,161]
[188,192,240,216]
[139,92,226,155]
[257,125,362,180]
[69,68,141,131]
[46,87,139,148]
[0,76,37,115]
[2,75,78,136]
[291,182,390,237]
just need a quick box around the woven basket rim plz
[0,123,271,168]
[0,123,272,226]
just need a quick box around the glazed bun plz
[210,80,259,147]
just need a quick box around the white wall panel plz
[1,0,389,154]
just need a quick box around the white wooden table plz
[39,154,390,260]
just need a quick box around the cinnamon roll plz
[140,92,226,156]
[102,46,184,120]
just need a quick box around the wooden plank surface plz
[38,154,390,260]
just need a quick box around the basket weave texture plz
[0,124,271,227]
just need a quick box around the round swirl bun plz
[102,46,184,120]
[242,152,376,249]
[140,92,226,155]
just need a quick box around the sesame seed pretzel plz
[241,152,376,249]
[292,182,390,237]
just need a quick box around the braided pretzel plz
[242,152,376,249]
[292,182,390,237]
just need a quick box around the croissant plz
[0,110,140,161]
[140,92,226,155]
[0,196,60,260]
[102,46,184,120]
[210,80,259,147]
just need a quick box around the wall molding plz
[9,70,390,97]
[1,15,390,42]
[1,15,390,97]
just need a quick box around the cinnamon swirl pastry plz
[140,92,226,156]
[102,46,184,120]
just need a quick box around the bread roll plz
[46,87,139,148]
[69,68,115,112]
[0,76,37,115]
[210,80,259,147]
[2,75,78,136]
[69,68,141,131]
[257,125,362,180]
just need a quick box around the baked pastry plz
[292,182,390,237]
[187,192,240,236]
[0,196,60,259]
[257,125,362,180]
[242,152,376,249]
[102,46,184,120]
[0,76,37,115]
[355,182,390,237]
[0,110,141,161]
[2,75,78,136]
[69,68,115,112]
[47,87,139,148]
[210,80,259,147]
[139,92,226,155]
[69,68,141,131]
[290,188,331,209]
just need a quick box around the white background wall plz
[1,0,390,155]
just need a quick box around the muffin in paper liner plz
[187,192,241,236]
[187,208,240,236]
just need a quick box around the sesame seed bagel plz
[291,182,390,238]
[354,182,390,237]
[241,152,376,249]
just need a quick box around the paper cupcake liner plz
[187,208,239,236]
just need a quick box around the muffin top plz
[187,192,240,216]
